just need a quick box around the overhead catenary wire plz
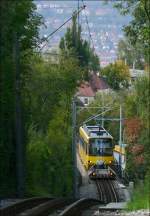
[40,5,86,51]
[81,0,95,52]
[82,103,120,125]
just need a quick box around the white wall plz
[78,96,94,106]
[113,151,126,170]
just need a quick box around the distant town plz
[35,0,131,67]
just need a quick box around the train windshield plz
[89,138,113,156]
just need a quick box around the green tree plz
[26,107,73,197]
[59,13,100,80]
[124,76,150,179]
[117,38,145,69]
[114,0,150,64]
[26,54,81,131]
[25,53,81,197]
[101,60,130,90]
[0,0,42,196]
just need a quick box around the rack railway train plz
[78,125,116,179]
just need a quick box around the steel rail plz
[95,180,103,201]
[102,180,113,203]
[59,198,100,216]
[105,180,120,203]
[104,180,114,203]
[95,179,120,204]
[95,180,107,203]
[109,180,120,202]
[18,198,74,216]
[104,180,117,202]
[0,197,53,216]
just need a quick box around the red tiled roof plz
[90,73,110,91]
[77,82,95,97]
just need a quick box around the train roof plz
[80,125,113,139]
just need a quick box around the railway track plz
[0,179,121,216]
[58,198,100,216]
[0,197,74,216]
[0,197,100,216]
[95,179,120,203]
[0,197,53,216]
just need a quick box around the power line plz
[81,0,95,52]
[40,5,86,51]
[41,6,77,9]
[77,0,80,33]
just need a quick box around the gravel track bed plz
[120,209,150,216]
[95,209,150,216]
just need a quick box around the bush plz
[127,173,150,210]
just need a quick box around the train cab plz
[78,125,115,169]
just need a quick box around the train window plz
[89,138,113,156]
[79,137,87,152]
[79,137,83,148]
[102,148,113,156]
[91,139,112,147]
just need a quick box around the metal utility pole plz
[101,94,104,127]
[119,104,122,176]
[78,0,80,31]
[14,33,24,198]
[133,60,135,70]
[72,98,78,199]
[119,105,122,147]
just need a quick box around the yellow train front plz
[88,162,116,179]
[78,125,115,178]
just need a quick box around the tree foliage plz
[101,60,130,90]
[59,13,100,80]
[123,76,149,179]
[25,54,81,196]
[0,0,84,198]
[114,0,150,64]
[26,109,73,196]
[0,0,42,196]
[117,38,145,69]
[25,54,81,131]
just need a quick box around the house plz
[90,73,110,94]
[129,69,145,81]
[76,82,95,106]
[76,73,111,106]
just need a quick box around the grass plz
[127,177,150,211]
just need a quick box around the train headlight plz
[109,160,112,164]
[92,172,96,176]
[88,160,92,164]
